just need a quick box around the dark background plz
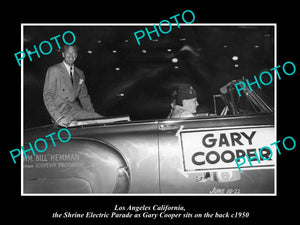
[23,24,274,128]
[4,3,298,225]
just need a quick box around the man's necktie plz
[70,67,73,85]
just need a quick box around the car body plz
[23,80,275,194]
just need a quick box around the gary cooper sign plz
[179,126,275,172]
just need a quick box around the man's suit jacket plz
[43,62,96,122]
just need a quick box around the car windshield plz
[215,80,274,116]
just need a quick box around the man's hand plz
[57,115,73,127]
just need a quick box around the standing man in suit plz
[43,44,102,127]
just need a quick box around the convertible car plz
[23,80,275,194]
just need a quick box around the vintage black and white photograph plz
[21,24,276,195]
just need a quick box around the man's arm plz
[43,66,66,122]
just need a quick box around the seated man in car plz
[167,84,199,119]
[43,44,102,127]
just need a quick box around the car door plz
[158,114,275,194]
